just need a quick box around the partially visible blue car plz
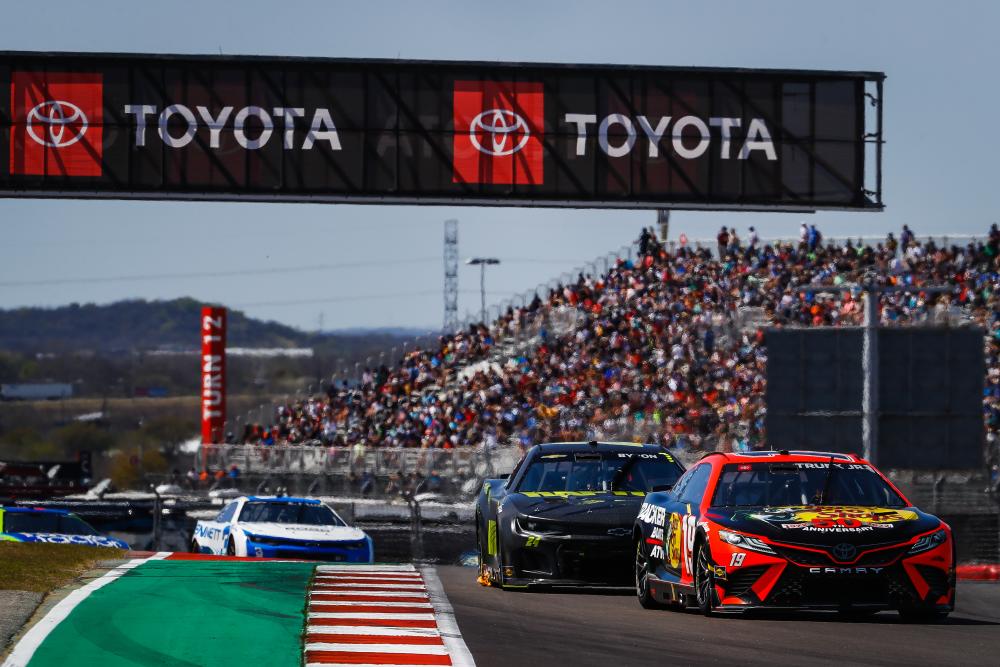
[0,506,129,549]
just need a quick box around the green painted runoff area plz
[27,560,315,667]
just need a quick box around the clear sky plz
[2,1,997,331]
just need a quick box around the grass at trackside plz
[0,542,125,593]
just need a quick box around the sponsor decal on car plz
[637,502,667,526]
[9,533,124,548]
[666,512,682,569]
[737,506,918,532]
[194,524,224,541]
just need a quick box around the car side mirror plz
[651,484,673,492]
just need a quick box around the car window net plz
[517,453,680,493]
[238,502,344,525]
[711,463,906,507]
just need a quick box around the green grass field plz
[0,542,126,593]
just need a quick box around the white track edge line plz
[306,627,441,637]
[419,566,476,667]
[309,601,434,608]
[305,643,449,654]
[315,565,416,572]
[308,613,437,620]
[2,553,164,667]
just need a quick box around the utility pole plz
[443,220,459,332]
[466,257,500,324]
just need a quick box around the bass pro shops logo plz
[10,71,104,176]
[453,80,543,185]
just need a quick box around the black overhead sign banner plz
[0,52,885,210]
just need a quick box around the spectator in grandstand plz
[384,471,402,496]
[901,224,914,249]
[807,224,822,251]
[886,232,898,255]
[716,226,730,258]
[360,470,375,496]
[638,227,657,255]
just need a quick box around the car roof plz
[0,506,71,515]
[533,441,665,454]
[244,496,321,505]
[699,450,866,465]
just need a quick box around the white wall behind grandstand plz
[2,1,997,331]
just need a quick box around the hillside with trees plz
[0,298,432,398]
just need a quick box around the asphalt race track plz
[437,566,1000,667]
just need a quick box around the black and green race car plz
[476,441,684,589]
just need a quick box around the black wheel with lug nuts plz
[635,540,664,609]
[695,543,718,616]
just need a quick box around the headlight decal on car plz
[908,529,947,555]
[718,529,777,556]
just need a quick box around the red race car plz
[633,450,955,620]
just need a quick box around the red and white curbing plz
[305,564,475,667]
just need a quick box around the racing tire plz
[635,540,664,610]
[226,538,237,557]
[694,542,719,617]
[475,513,491,587]
[495,531,508,589]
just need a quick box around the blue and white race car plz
[191,496,373,562]
[0,506,129,549]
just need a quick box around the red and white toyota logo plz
[26,100,89,148]
[10,71,103,177]
[453,80,543,185]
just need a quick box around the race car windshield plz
[711,462,907,508]
[516,452,681,493]
[238,502,346,526]
[3,513,100,535]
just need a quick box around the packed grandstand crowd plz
[238,222,1000,470]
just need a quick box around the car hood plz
[5,532,129,549]
[508,492,643,526]
[237,522,367,542]
[708,505,942,548]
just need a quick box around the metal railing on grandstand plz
[199,443,523,482]
[674,234,984,258]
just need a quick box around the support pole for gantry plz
[803,283,951,466]
[657,209,670,242]
[861,290,879,464]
